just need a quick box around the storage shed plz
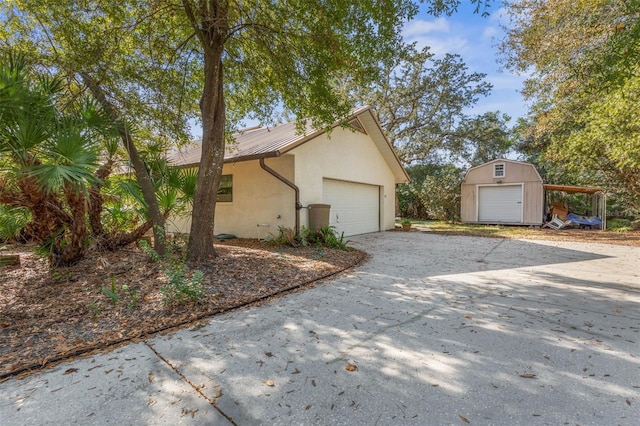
[461,159,544,226]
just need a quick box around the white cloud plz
[399,5,530,120]
[403,17,470,56]
[482,26,498,40]
[402,17,450,38]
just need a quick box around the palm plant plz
[1,50,191,265]
[0,50,112,265]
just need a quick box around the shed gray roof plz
[168,106,409,183]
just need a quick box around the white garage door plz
[322,179,380,236]
[478,185,523,223]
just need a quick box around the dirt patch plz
[0,239,365,380]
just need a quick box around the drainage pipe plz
[259,157,302,235]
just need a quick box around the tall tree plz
[500,0,640,212]
[455,111,513,166]
[179,0,421,262]
[1,1,202,256]
[342,44,492,165]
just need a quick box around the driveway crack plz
[144,341,236,425]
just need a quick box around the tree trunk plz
[187,47,226,263]
[98,210,171,251]
[88,160,113,238]
[51,182,89,267]
[1,174,70,242]
[80,73,167,256]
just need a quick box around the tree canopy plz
[2,0,504,264]
[501,0,640,213]
[342,43,500,166]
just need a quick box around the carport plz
[544,184,606,229]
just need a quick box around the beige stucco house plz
[460,159,545,226]
[167,106,409,239]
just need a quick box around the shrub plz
[140,237,206,306]
[302,226,348,250]
[0,206,29,242]
[268,226,300,247]
[269,225,349,250]
[160,267,205,305]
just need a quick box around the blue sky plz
[403,2,529,122]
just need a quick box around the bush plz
[607,218,634,232]
[398,164,464,222]
[269,225,349,250]
[268,226,299,247]
[160,267,205,306]
[0,206,29,242]
[139,238,206,306]
[302,226,348,250]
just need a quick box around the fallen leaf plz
[292,368,300,374]
[459,414,470,423]
[264,351,274,357]
[345,364,357,372]
[263,380,275,387]
[519,373,537,379]
[63,368,78,375]
[464,315,472,320]
[626,399,631,406]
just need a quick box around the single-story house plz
[460,159,544,225]
[167,106,409,239]
[460,159,605,228]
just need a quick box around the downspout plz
[259,157,302,235]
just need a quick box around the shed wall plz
[461,161,544,225]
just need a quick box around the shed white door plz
[478,185,523,223]
[322,179,380,236]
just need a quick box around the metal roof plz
[168,106,409,183]
[543,184,603,194]
[168,120,316,166]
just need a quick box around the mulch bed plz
[2,228,638,380]
[0,239,365,380]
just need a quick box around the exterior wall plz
[461,160,544,225]
[167,155,296,238]
[290,126,397,232]
[168,125,400,238]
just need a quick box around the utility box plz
[308,204,331,231]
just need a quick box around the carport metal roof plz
[543,184,602,194]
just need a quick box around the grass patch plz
[398,220,539,238]
[395,220,640,245]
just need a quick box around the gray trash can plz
[308,204,331,231]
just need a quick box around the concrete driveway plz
[1,232,639,425]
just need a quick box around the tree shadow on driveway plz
[145,233,640,425]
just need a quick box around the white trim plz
[493,162,506,178]
[475,183,524,223]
